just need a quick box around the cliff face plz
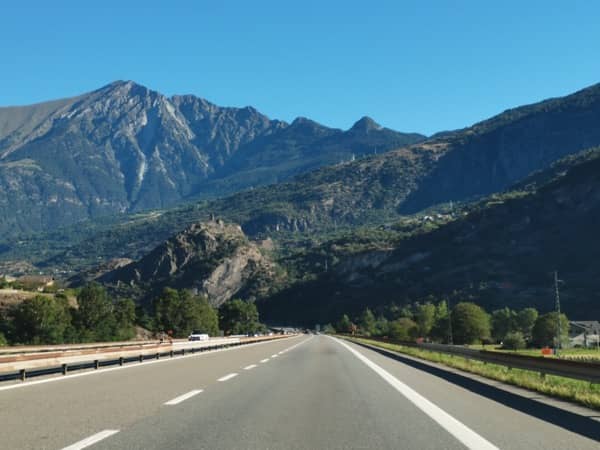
[99,220,274,306]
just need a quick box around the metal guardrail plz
[0,339,170,356]
[0,335,289,384]
[349,337,600,384]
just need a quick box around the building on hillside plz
[569,321,600,348]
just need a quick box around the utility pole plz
[554,270,562,355]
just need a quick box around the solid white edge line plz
[244,364,257,370]
[0,336,302,392]
[332,338,499,450]
[218,373,238,382]
[164,389,203,406]
[61,429,120,450]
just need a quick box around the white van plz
[188,333,209,341]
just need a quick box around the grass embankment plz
[351,337,600,411]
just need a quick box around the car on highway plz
[188,332,209,341]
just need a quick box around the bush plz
[389,318,418,341]
[532,312,569,348]
[451,302,491,344]
[154,288,219,337]
[9,295,72,344]
[219,298,260,335]
[502,331,526,350]
[0,332,7,346]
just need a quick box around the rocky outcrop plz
[99,220,273,306]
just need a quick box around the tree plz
[154,287,180,334]
[10,295,71,344]
[451,302,491,344]
[491,307,517,342]
[113,298,136,340]
[359,308,376,336]
[219,299,261,335]
[154,288,219,337]
[516,308,538,340]
[388,318,418,341]
[415,303,436,337]
[435,300,449,322]
[75,283,115,341]
[186,293,219,336]
[336,314,352,333]
[430,300,451,343]
[0,332,6,346]
[502,331,526,350]
[374,315,389,337]
[531,312,569,348]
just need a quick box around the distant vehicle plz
[188,333,209,341]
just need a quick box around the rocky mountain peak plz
[0,80,424,236]
[350,116,382,133]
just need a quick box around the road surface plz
[0,335,598,449]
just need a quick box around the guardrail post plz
[170,350,174,358]
[156,353,160,360]
[20,369,26,381]
[181,349,185,356]
[94,359,100,370]
[139,355,143,363]
[119,357,124,366]
[62,363,68,375]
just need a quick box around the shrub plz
[502,331,526,350]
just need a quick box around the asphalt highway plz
[0,335,598,449]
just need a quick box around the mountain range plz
[2,81,600,324]
[0,81,424,235]
[4,81,600,272]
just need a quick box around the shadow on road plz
[354,341,600,443]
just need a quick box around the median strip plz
[164,389,203,405]
[61,429,120,450]
[218,373,238,382]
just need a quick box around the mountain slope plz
[256,147,600,325]
[3,82,600,276]
[0,81,424,235]
[400,83,600,212]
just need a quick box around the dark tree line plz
[0,284,266,346]
[331,300,568,347]
[0,284,136,345]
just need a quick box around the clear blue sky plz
[1,1,599,135]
